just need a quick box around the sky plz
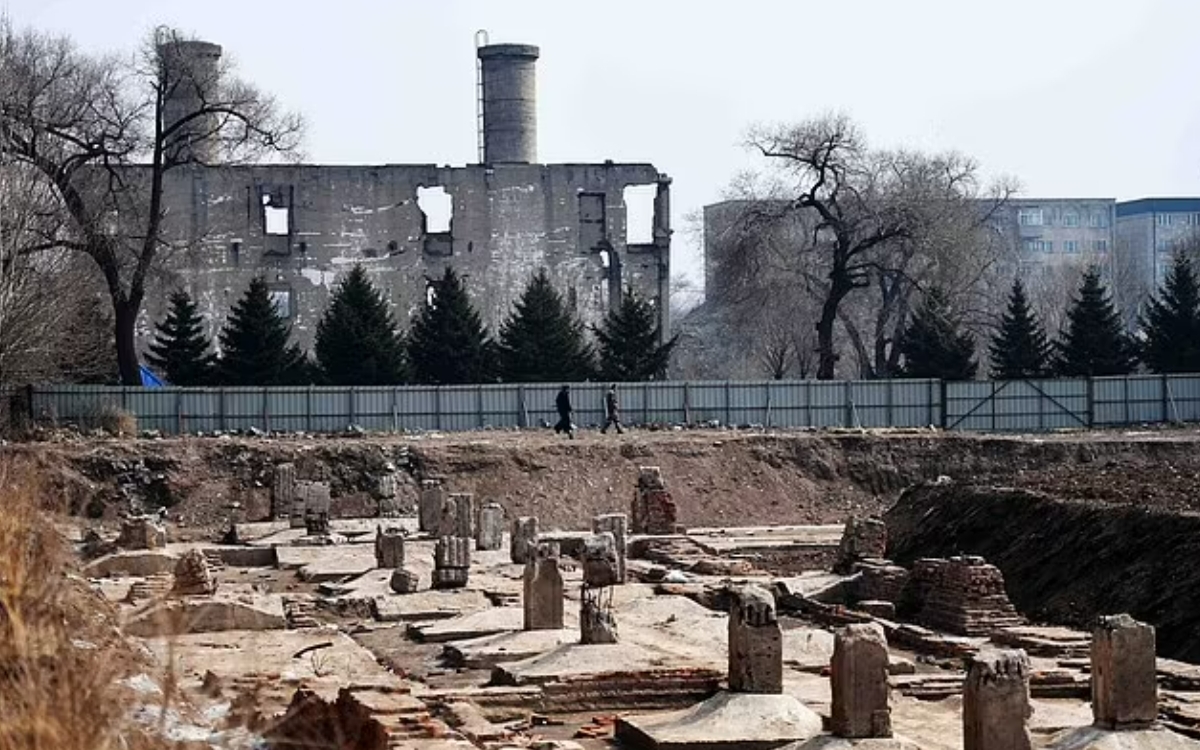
[7,0,1200,293]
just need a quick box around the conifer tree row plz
[1054,268,1138,377]
[898,287,977,380]
[315,265,408,385]
[217,277,308,386]
[1140,252,1200,374]
[497,269,595,382]
[407,267,497,385]
[146,290,216,386]
[989,278,1052,380]
[594,291,677,381]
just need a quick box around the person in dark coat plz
[601,383,624,434]
[554,385,575,438]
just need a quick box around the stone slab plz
[616,692,823,750]
[1045,726,1200,749]
[123,594,286,636]
[408,606,525,643]
[786,738,923,750]
[277,546,377,582]
[85,550,180,578]
[372,589,491,622]
[495,642,713,685]
[443,628,576,668]
[690,525,844,554]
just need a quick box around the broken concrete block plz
[272,463,296,520]
[963,648,1032,750]
[116,516,167,550]
[511,516,539,564]
[390,568,419,594]
[631,467,677,535]
[433,536,470,590]
[523,542,563,630]
[592,513,628,583]
[582,532,621,589]
[171,549,217,597]
[580,595,618,645]
[477,503,504,551]
[831,622,891,739]
[834,516,888,574]
[1092,614,1157,729]
[417,480,444,533]
[374,527,406,569]
[728,585,782,694]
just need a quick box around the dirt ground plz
[12,425,1200,540]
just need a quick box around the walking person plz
[601,383,624,434]
[554,384,575,439]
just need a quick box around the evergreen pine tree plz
[497,269,595,382]
[1054,268,1138,377]
[217,277,308,385]
[989,278,1052,380]
[899,287,978,380]
[145,290,216,386]
[314,266,408,385]
[407,267,496,384]
[1140,252,1200,373]
[593,291,677,381]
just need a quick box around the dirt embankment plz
[11,427,1200,533]
[886,483,1200,662]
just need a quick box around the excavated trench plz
[885,483,1200,662]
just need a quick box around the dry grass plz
[87,401,138,437]
[0,458,160,750]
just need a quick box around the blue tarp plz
[140,366,166,388]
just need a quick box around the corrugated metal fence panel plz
[945,380,995,431]
[1166,376,1200,422]
[481,385,521,428]
[644,382,682,425]
[687,382,729,424]
[767,381,809,428]
[729,382,768,426]
[809,382,848,428]
[848,381,890,428]
[891,380,939,427]
[27,374,1200,436]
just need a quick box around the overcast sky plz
[7,0,1200,291]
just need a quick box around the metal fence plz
[18,374,1200,436]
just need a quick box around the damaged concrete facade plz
[139,40,672,355]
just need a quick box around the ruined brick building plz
[143,40,672,354]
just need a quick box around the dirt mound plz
[885,482,1200,661]
[11,427,1200,536]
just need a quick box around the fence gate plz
[944,379,1090,432]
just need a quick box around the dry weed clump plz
[0,458,160,750]
[87,401,138,437]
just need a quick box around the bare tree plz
[0,23,301,384]
[733,114,1012,380]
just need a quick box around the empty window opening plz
[268,287,292,318]
[417,186,453,234]
[298,241,308,254]
[387,240,399,254]
[262,194,290,236]
[363,247,378,259]
[568,286,578,311]
[623,184,656,245]
[579,193,607,251]
[229,240,241,265]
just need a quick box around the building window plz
[1063,240,1079,253]
[1088,213,1107,228]
[1156,239,1170,253]
[1093,239,1109,253]
[269,288,292,318]
[1157,214,1173,227]
[1192,213,1200,227]
[1023,239,1052,253]
[1018,208,1044,227]
[1063,213,1079,227]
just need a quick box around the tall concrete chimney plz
[158,39,223,163]
[477,43,539,164]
